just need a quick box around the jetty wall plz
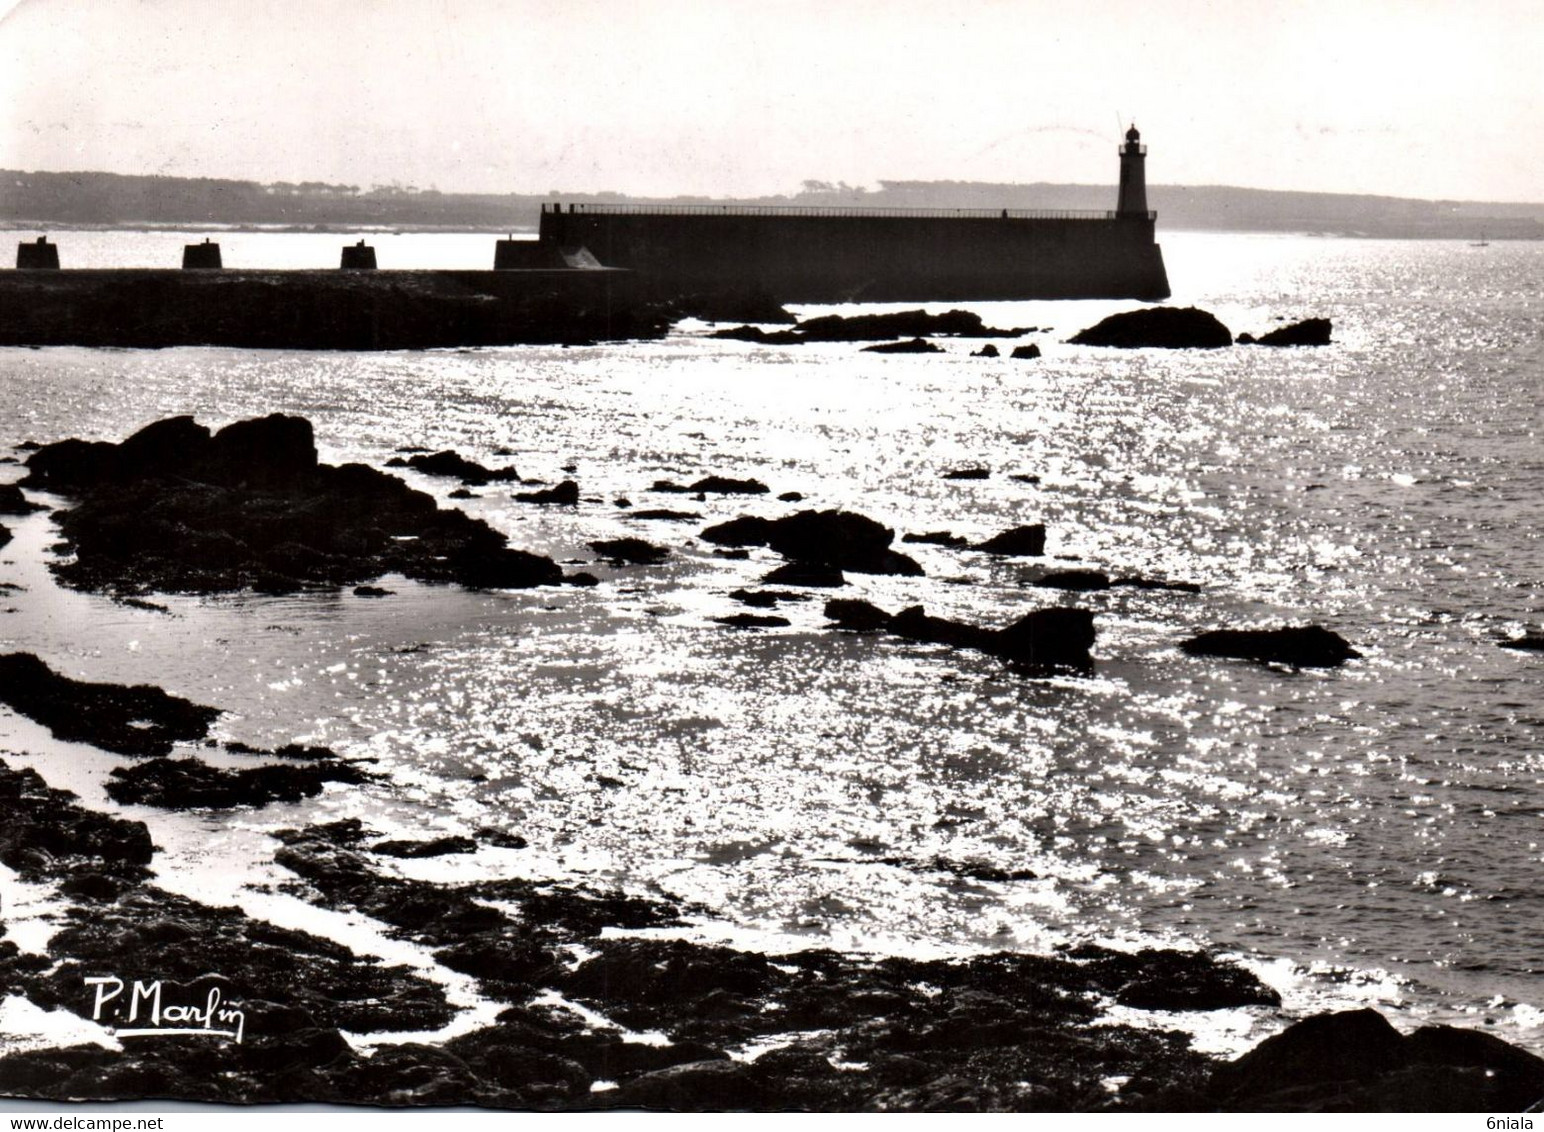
[0,269,666,350]
[539,206,1170,302]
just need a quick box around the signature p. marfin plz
[84,977,246,1044]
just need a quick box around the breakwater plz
[0,267,667,349]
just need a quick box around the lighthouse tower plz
[1116,124,1149,217]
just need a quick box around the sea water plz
[0,229,1541,1054]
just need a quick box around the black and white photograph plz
[1,0,1543,1115]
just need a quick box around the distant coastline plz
[4,170,1542,241]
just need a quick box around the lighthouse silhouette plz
[1116,124,1149,217]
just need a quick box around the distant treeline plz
[3,169,1541,239]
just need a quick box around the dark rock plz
[1402,1025,1544,1110]
[1243,318,1332,347]
[1101,950,1281,1011]
[1110,575,1202,594]
[705,509,921,576]
[0,484,42,515]
[0,652,220,757]
[1181,625,1361,668]
[1070,307,1233,349]
[589,538,669,566]
[611,1059,766,1109]
[712,613,790,629]
[40,885,455,1037]
[1499,634,1544,652]
[837,601,1095,675]
[448,488,476,499]
[691,476,769,495]
[18,437,118,492]
[888,605,999,653]
[685,291,796,325]
[1010,343,1042,359]
[272,744,341,761]
[971,344,999,358]
[904,531,970,548]
[385,450,520,485]
[353,585,393,597]
[628,509,702,521]
[1027,569,1111,592]
[105,756,372,810]
[824,599,894,632]
[564,571,600,587]
[514,479,579,505]
[764,510,923,576]
[975,524,1047,557]
[434,932,566,989]
[448,545,566,590]
[0,521,9,550]
[649,479,695,493]
[960,604,1099,672]
[728,588,808,608]
[1191,1013,1544,1105]
[942,467,990,480]
[371,836,478,858]
[22,415,563,595]
[777,491,804,502]
[0,758,155,884]
[793,309,1023,341]
[761,562,845,587]
[1007,473,1041,484]
[1207,1009,1407,1109]
[863,337,942,354]
[700,515,778,547]
[207,415,319,486]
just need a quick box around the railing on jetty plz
[544,202,1156,221]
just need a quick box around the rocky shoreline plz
[0,412,1539,1110]
[2,715,1542,1111]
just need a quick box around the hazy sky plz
[2,0,1540,201]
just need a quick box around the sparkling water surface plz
[1,230,1542,1051]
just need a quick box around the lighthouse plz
[1116,124,1149,217]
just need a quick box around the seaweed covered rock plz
[0,652,220,757]
[371,836,479,858]
[1070,307,1233,349]
[0,758,155,885]
[21,415,563,595]
[1181,625,1360,668]
[105,757,373,810]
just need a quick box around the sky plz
[1,0,1540,202]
